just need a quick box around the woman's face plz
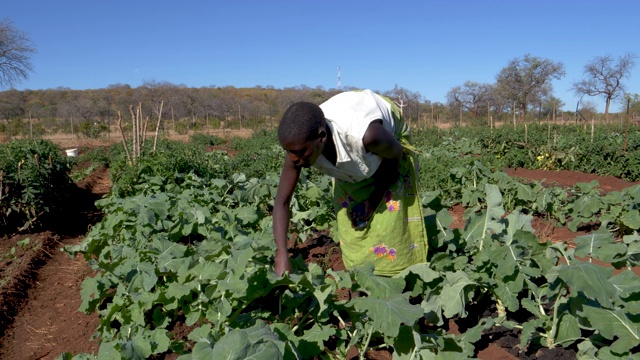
[281,132,325,168]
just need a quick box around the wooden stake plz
[623,98,630,154]
[29,110,33,139]
[153,101,164,153]
[117,111,132,164]
[129,105,137,162]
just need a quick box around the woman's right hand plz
[274,249,292,276]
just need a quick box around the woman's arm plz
[273,156,301,275]
[351,120,404,226]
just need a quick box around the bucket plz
[65,148,78,157]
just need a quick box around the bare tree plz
[572,53,637,121]
[140,79,177,119]
[626,93,640,118]
[496,54,565,121]
[446,81,493,120]
[385,85,423,123]
[0,19,36,89]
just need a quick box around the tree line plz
[0,79,637,139]
[1,18,638,138]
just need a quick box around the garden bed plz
[1,157,638,359]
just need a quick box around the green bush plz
[189,133,226,148]
[174,120,190,135]
[0,139,73,234]
[77,120,109,139]
[109,139,234,198]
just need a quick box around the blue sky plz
[3,0,639,112]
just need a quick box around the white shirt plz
[313,90,396,183]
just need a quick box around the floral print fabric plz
[332,101,428,276]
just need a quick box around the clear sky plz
[3,0,639,112]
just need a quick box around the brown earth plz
[0,162,109,360]
[0,148,638,359]
[39,128,254,150]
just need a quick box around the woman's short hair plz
[278,102,325,142]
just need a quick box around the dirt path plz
[0,165,638,359]
[504,167,640,192]
[0,235,100,359]
[0,166,109,359]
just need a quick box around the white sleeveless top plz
[313,90,396,183]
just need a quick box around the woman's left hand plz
[350,200,374,229]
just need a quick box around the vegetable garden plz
[1,122,640,359]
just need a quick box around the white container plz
[65,148,78,157]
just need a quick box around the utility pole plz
[337,65,341,90]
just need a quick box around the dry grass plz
[38,128,255,149]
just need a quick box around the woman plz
[273,90,427,277]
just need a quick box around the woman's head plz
[278,102,327,168]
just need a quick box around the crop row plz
[61,164,640,358]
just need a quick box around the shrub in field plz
[189,133,226,148]
[77,120,109,139]
[109,139,234,198]
[229,129,283,178]
[174,119,190,135]
[0,118,46,138]
[0,139,73,234]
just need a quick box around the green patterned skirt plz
[333,121,428,276]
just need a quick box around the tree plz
[385,85,423,123]
[0,19,36,89]
[540,96,564,122]
[572,53,637,121]
[496,54,565,121]
[446,81,493,121]
[625,93,640,118]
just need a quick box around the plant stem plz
[358,325,375,360]
[547,283,565,348]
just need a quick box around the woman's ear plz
[317,128,327,143]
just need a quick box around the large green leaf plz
[503,210,534,245]
[296,323,335,358]
[353,293,424,337]
[397,263,440,283]
[391,325,422,360]
[554,313,581,346]
[572,194,604,218]
[354,265,406,298]
[79,275,100,313]
[574,232,627,264]
[609,270,640,299]
[621,209,640,229]
[120,334,153,360]
[195,321,285,360]
[234,206,260,226]
[439,271,476,318]
[557,262,617,308]
[462,184,505,250]
[580,306,640,354]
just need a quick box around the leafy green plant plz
[189,133,226,148]
[58,123,640,359]
[0,139,73,234]
[77,120,109,139]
